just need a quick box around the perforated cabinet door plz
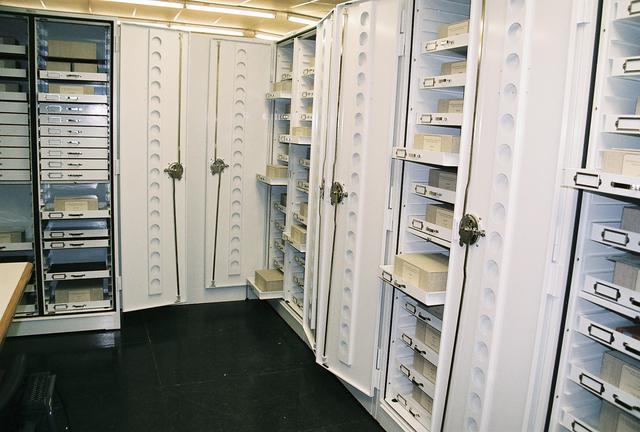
[120,24,187,311]
[314,0,409,397]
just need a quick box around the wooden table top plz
[0,262,32,344]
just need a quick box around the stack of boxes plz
[429,168,457,191]
[393,252,449,292]
[254,269,284,293]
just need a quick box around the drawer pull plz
[593,281,621,301]
[67,151,83,155]
[68,213,84,217]
[70,273,86,278]
[613,394,639,412]
[67,174,83,178]
[587,323,614,344]
[631,297,640,307]
[52,274,66,280]
[67,96,78,100]
[408,407,420,419]
[578,372,604,395]
[68,107,82,112]
[417,312,431,322]
[69,242,85,247]
[66,118,80,123]
[399,364,410,377]
[0,246,6,250]
[68,163,83,167]
[67,141,80,145]
[67,74,82,78]
[67,130,83,134]
[67,232,84,236]
[571,420,594,432]
[601,228,629,246]
[71,304,87,308]
[623,342,640,356]
[411,378,424,388]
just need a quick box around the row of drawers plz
[0,114,109,127]
[0,170,110,181]
[0,102,109,115]
[0,125,109,137]
[0,136,109,148]
[0,159,108,169]
[1,148,108,158]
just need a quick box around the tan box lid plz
[255,268,284,282]
[396,253,448,273]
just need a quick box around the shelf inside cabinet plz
[280,134,311,145]
[417,112,462,127]
[274,203,287,214]
[407,217,452,248]
[0,44,26,56]
[387,389,432,431]
[293,212,307,226]
[256,174,287,186]
[0,241,33,252]
[580,275,640,321]
[590,222,640,253]
[568,359,640,420]
[266,91,291,100]
[559,404,602,432]
[0,67,27,79]
[420,73,466,89]
[393,147,459,167]
[283,232,306,253]
[611,56,640,80]
[397,357,436,399]
[38,70,108,82]
[577,311,640,361]
[398,329,440,367]
[38,93,108,104]
[569,168,640,200]
[247,276,283,300]
[41,209,111,220]
[411,182,456,204]
[379,265,446,306]
[603,114,640,135]
[422,33,469,55]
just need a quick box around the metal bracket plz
[164,161,184,180]
[329,181,348,206]
[458,214,485,247]
[209,158,229,176]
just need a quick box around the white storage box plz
[601,350,640,397]
[426,204,454,230]
[266,164,288,178]
[622,206,640,232]
[53,196,99,211]
[393,253,449,292]
[428,169,457,191]
[0,230,25,243]
[440,60,467,75]
[437,20,469,38]
[611,254,640,292]
[601,149,640,177]
[414,133,460,153]
[255,269,283,292]
[437,99,464,114]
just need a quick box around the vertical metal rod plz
[210,41,223,287]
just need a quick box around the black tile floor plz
[0,301,385,432]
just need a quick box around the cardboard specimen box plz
[601,149,640,177]
[601,350,640,398]
[437,20,469,39]
[412,387,433,413]
[415,318,441,354]
[393,253,449,292]
[53,195,99,212]
[254,269,283,292]
[0,83,20,92]
[414,133,460,153]
[426,204,454,230]
[0,230,25,243]
[55,279,103,303]
[292,126,311,137]
[437,98,464,114]
[611,254,640,291]
[440,60,467,75]
[291,224,307,244]
[299,202,308,218]
[622,206,640,232]
[46,61,71,71]
[265,164,288,178]
[271,80,292,93]
[413,353,437,384]
[428,169,457,191]
[48,83,95,95]
[73,63,98,73]
[48,40,98,60]
[599,400,640,431]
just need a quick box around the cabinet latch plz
[209,158,229,175]
[458,214,485,246]
[164,161,184,180]
[330,181,348,206]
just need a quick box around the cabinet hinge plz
[116,275,122,291]
[384,208,393,232]
[114,158,120,175]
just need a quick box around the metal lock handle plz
[330,181,348,205]
[164,161,184,180]
[458,214,485,246]
[209,158,229,175]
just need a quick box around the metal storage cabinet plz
[0,12,38,318]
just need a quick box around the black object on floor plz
[0,301,385,432]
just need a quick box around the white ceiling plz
[0,0,342,37]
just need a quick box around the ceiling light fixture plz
[287,14,319,26]
[170,24,244,36]
[255,32,281,41]
[185,3,276,19]
[105,0,184,9]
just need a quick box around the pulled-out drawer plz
[44,239,109,249]
[43,219,109,240]
[41,170,109,182]
[40,159,108,170]
[45,268,111,281]
[0,125,28,136]
[0,147,29,158]
[40,137,108,148]
[39,126,109,138]
[38,114,109,127]
[0,102,28,114]
[39,70,108,82]
[0,136,29,147]
[39,103,108,116]
[41,148,108,159]
[0,170,30,181]
[39,93,108,104]
[0,159,30,169]
[0,113,28,125]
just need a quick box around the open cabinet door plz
[315,0,408,397]
[119,24,187,311]
[184,35,270,301]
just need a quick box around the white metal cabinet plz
[119,24,187,311]
[314,0,408,397]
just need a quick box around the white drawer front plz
[0,159,30,169]
[39,103,108,116]
[39,115,109,127]
[0,113,28,125]
[45,269,111,281]
[41,148,108,159]
[39,126,109,138]
[42,209,110,220]
[0,147,29,158]
[0,170,30,181]
[39,137,108,148]
[0,125,29,136]
[41,170,109,182]
[44,229,109,239]
[0,91,27,101]
[39,93,108,104]
[0,102,28,113]
[44,239,110,249]
[39,70,108,82]
[0,67,26,78]
[40,159,108,170]
[0,136,29,147]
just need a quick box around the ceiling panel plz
[0,0,341,37]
